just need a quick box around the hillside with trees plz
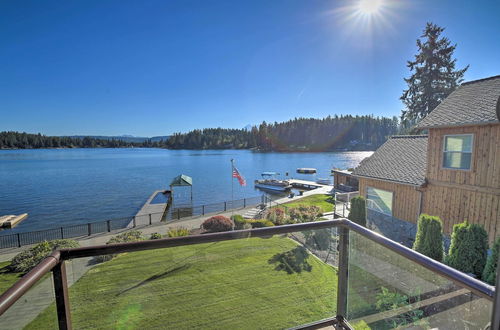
[0,131,167,149]
[166,115,400,151]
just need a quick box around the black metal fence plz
[0,196,264,249]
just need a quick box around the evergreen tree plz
[400,22,468,126]
[483,237,500,285]
[348,196,366,227]
[412,214,444,262]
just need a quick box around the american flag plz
[232,165,246,186]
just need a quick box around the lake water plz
[0,148,372,233]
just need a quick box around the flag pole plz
[231,159,234,215]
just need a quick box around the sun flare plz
[358,0,382,15]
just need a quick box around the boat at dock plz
[297,168,317,174]
[254,172,292,192]
[0,213,28,228]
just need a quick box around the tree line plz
[166,115,400,151]
[0,131,167,149]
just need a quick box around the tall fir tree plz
[400,22,468,127]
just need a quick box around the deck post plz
[16,233,21,248]
[107,220,111,232]
[87,223,91,236]
[149,213,152,225]
[53,261,72,330]
[337,227,349,318]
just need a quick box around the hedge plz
[483,237,500,285]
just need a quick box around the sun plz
[358,0,383,15]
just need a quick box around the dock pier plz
[132,190,171,227]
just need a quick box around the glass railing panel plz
[346,231,492,329]
[25,229,339,329]
[0,272,58,330]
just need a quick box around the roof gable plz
[352,135,428,186]
[417,75,500,128]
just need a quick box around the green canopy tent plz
[169,174,193,201]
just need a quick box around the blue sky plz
[1,0,499,137]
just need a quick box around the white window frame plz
[442,134,474,171]
[366,186,393,216]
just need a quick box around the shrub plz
[10,239,80,273]
[167,227,190,237]
[94,230,144,263]
[348,196,366,227]
[446,221,488,277]
[149,232,163,240]
[266,207,289,225]
[231,214,247,230]
[288,206,322,223]
[202,215,233,232]
[247,219,275,228]
[483,237,500,285]
[375,287,424,328]
[413,214,444,262]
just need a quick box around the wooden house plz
[332,169,359,192]
[353,75,500,245]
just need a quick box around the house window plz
[443,134,473,170]
[366,187,393,215]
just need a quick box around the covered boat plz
[254,172,292,192]
[297,168,317,174]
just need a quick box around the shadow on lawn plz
[117,264,190,296]
[268,246,312,274]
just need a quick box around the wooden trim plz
[426,179,500,196]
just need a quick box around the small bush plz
[446,221,488,277]
[149,232,163,240]
[202,215,233,232]
[348,196,366,227]
[266,207,289,225]
[375,287,425,328]
[247,219,275,228]
[231,214,247,230]
[167,227,190,237]
[94,230,144,263]
[10,239,80,273]
[483,237,500,285]
[413,214,444,262]
[288,206,322,223]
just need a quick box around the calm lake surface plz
[0,148,372,233]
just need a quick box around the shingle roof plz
[352,135,428,186]
[417,75,500,128]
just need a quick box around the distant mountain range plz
[66,135,170,143]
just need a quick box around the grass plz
[26,236,339,329]
[0,261,23,294]
[282,194,335,213]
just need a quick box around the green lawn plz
[26,236,339,329]
[0,261,23,294]
[282,194,335,213]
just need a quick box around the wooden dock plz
[0,213,28,228]
[133,191,171,226]
[289,179,329,190]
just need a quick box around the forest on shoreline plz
[2,115,400,152]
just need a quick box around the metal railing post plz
[337,227,349,318]
[149,214,152,225]
[60,227,64,239]
[53,261,72,330]
[87,223,91,236]
[17,233,21,248]
[243,198,246,208]
[107,220,111,232]
[202,205,205,215]
[224,202,227,211]
[133,216,136,228]
[177,209,180,220]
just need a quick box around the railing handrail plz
[0,219,495,322]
